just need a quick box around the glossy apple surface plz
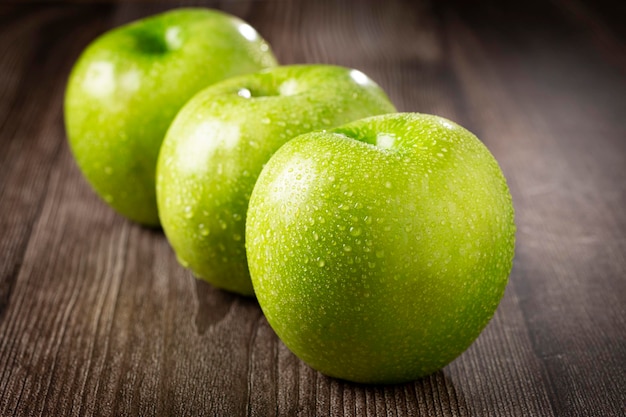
[156,65,396,295]
[65,8,277,225]
[246,113,516,383]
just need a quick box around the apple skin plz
[156,65,396,295]
[65,8,277,226]
[246,113,516,384]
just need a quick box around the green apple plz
[65,8,277,225]
[156,65,396,295]
[246,113,515,384]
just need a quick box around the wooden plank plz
[0,4,112,324]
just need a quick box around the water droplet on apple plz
[219,220,228,230]
[376,250,385,258]
[238,22,259,41]
[237,88,252,98]
[385,181,393,189]
[184,206,193,219]
[349,226,362,237]
[261,117,271,124]
[164,26,183,50]
[343,245,352,252]
[233,234,242,241]
[199,225,210,236]
[318,259,326,267]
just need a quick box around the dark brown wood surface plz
[1,0,625,416]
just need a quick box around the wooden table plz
[1,1,624,415]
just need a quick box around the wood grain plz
[0,1,624,416]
